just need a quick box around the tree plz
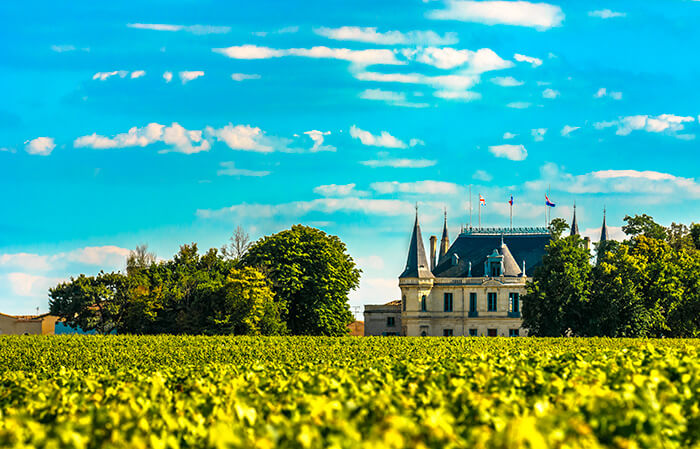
[548,218,569,240]
[221,226,252,261]
[689,223,700,250]
[240,225,361,336]
[126,244,157,275]
[522,235,592,336]
[622,214,667,241]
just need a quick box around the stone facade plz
[0,313,58,335]
[364,301,401,336]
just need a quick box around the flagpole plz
[478,193,481,229]
[510,199,513,230]
[469,185,472,229]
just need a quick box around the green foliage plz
[522,235,592,336]
[0,336,699,449]
[548,217,570,240]
[525,215,700,337]
[241,225,361,336]
[622,214,668,241]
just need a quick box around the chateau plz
[364,206,605,337]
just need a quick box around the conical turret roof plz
[570,203,579,236]
[438,210,450,265]
[600,208,609,242]
[500,235,522,276]
[399,213,434,278]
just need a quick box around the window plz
[509,329,520,337]
[487,292,497,311]
[487,328,498,337]
[420,330,428,337]
[402,295,406,311]
[491,263,501,277]
[387,317,395,327]
[443,329,453,337]
[443,293,453,312]
[420,295,427,312]
[469,328,478,336]
[509,292,520,313]
[469,292,477,312]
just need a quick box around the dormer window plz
[486,249,504,277]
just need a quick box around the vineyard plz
[0,336,698,448]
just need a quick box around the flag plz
[479,195,486,206]
[545,194,556,207]
[508,195,513,206]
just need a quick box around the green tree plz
[522,235,592,336]
[241,225,361,336]
[622,214,667,241]
[548,218,570,240]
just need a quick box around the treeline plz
[49,225,361,336]
[524,215,700,337]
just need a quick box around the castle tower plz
[570,202,579,236]
[438,210,450,265]
[399,210,434,279]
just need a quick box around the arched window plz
[420,295,427,312]
[402,295,406,311]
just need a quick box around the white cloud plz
[314,26,458,46]
[197,197,415,220]
[525,163,700,198]
[409,138,425,147]
[473,170,493,181]
[491,76,524,87]
[434,90,481,101]
[594,87,622,100]
[408,47,513,72]
[582,226,625,242]
[313,183,360,197]
[6,273,63,297]
[503,132,517,139]
[163,71,173,83]
[542,88,560,99]
[179,71,204,84]
[25,137,56,156]
[127,23,231,34]
[588,9,626,19]
[489,144,527,161]
[531,128,547,141]
[92,71,128,81]
[251,26,299,37]
[217,161,270,177]
[206,124,279,153]
[0,253,51,271]
[370,181,459,195]
[213,45,403,67]
[74,123,210,154]
[506,101,531,109]
[350,125,408,148]
[231,73,261,81]
[130,70,146,79]
[561,125,580,136]
[514,53,543,67]
[304,130,336,152]
[355,71,478,91]
[355,255,385,271]
[360,159,437,168]
[594,114,695,138]
[428,1,565,30]
[51,45,79,52]
[359,89,430,108]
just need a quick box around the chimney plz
[584,236,591,251]
[429,235,437,270]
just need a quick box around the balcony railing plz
[508,312,521,318]
[468,311,479,317]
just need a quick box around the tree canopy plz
[523,215,700,337]
[50,225,359,336]
[241,225,361,336]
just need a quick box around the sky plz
[1,0,699,316]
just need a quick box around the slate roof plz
[570,205,579,236]
[600,210,610,242]
[432,232,550,277]
[438,213,449,265]
[399,214,434,278]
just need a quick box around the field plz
[0,336,698,449]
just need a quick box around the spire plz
[438,208,450,264]
[600,207,609,242]
[399,210,434,278]
[570,202,579,236]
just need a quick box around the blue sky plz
[1,0,699,316]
